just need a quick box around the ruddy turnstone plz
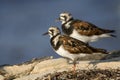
[43,26,108,71]
[56,12,116,43]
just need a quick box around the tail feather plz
[109,30,115,33]
[110,34,117,38]
[89,45,109,54]
[105,29,116,33]
[104,29,116,37]
[97,48,108,54]
[92,48,109,54]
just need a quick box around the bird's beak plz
[42,32,49,36]
[55,17,61,22]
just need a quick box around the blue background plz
[0,0,120,65]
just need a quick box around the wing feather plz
[71,20,113,36]
[59,35,95,54]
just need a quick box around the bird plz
[56,12,116,44]
[43,26,109,72]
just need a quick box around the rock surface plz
[0,51,120,80]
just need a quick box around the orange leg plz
[73,62,76,73]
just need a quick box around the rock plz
[0,75,4,80]
[0,51,120,80]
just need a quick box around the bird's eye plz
[60,16,67,21]
[61,16,66,18]
[50,29,54,33]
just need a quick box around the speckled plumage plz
[43,27,108,61]
[57,12,116,43]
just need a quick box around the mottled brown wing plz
[71,20,108,36]
[59,35,95,54]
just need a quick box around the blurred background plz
[0,0,120,65]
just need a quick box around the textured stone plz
[0,51,119,80]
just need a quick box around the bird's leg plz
[64,57,73,64]
[67,59,77,74]
[73,63,76,72]
[73,61,76,74]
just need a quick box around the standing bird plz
[56,12,116,44]
[43,26,108,72]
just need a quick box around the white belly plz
[70,30,110,43]
[55,45,86,61]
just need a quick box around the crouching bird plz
[43,26,109,72]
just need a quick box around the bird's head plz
[56,12,73,24]
[43,26,61,38]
